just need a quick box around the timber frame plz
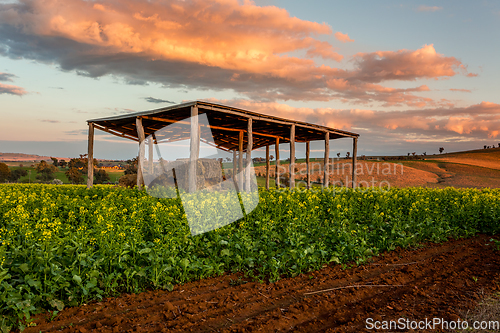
[86,100,359,190]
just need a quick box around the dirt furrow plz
[24,235,500,333]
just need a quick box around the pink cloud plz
[0,83,27,96]
[450,88,472,93]
[334,32,354,43]
[0,2,476,108]
[351,44,465,83]
[416,5,443,12]
[210,99,500,140]
[0,0,337,77]
[306,40,343,61]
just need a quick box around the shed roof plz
[87,101,358,151]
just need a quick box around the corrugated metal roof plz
[87,100,358,151]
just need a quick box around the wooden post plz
[189,105,199,193]
[136,117,146,190]
[148,136,154,174]
[323,132,329,188]
[352,137,358,188]
[289,124,295,189]
[275,138,280,188]
[233,150,237,184]
[265,145,270,190]
[245,119,253,192]
[87,122,94,189]
[238,130,244,191]
[306,141,310,189]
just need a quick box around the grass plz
[457,291,500,332]
[5,165,124,184]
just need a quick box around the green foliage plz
[0,164,10,183]
[94,169,110,184]
[0,184,499,329]
[35,161,58,182]
[8,169,28,183]
[65,168,84,185]
[124,158,138,175]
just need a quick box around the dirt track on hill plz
[24,235,500,333]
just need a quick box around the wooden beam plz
[265,145,270,190]
[290,124,295,189]
[306,141,310,190]
[246,118,253,193]
[275,138,280,188]
[323,132,329,188]
[93,123,139,141]
[238,130,244,191]
[189,106,199,193]
[141,115,289,141]
[87,122,94,189]
[200,105,358,138]
[352,137,358,188]
[136,117,146,190]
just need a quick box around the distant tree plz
[68,155,96,172]
[0,163,10,182]
[484,145,487,149]
[50,157,58,167]
[124,157,138,175]
[58,160,67,168]
[8,168,28,182]
[19,163,23,168]
[498,143,500,148]
[337,153,340,158]
[66,167,84,184]
[94,169,110,184]
[439,147,444,154]
[423,152,427,156]
[412,152,416,156]
[346,152,350,158]
[68,157,85,169]
[270,155,274,161]
[36,160,58,182]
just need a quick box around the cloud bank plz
[0,0,475,106]
[209,99,500,141]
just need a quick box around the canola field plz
[1,184,500,329]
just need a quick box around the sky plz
[1,0,499,160]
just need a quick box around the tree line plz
[0,155,113,184]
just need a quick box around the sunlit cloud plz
[0,82,27,95]
[334,32,354,43]
[0,1,474,107]
[210,99,500,140]
[351,44,468,83]
[450,88,471,93]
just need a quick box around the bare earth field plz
[24,235,500,333]
[256,157,500,189]
[431,148,500,170]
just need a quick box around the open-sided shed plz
[86,100,359,190]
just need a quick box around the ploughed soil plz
[25,235,500,333]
